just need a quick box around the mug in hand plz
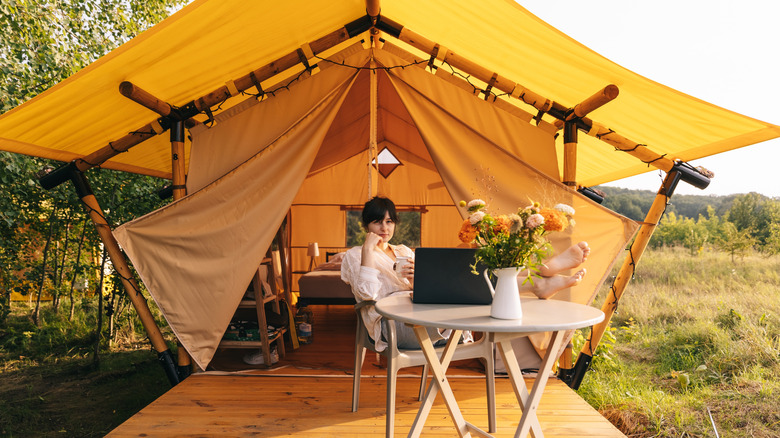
[394,256,410,279]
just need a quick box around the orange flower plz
[458,219,478,243]
[492,215,512,235]
[540,208,567,232]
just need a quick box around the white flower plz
[467,199,486,211]
[525,213,544,228]
[554,203,575,216]
[469,211,485,224]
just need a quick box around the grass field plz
[579,247,780,437]
[1,247,778,437]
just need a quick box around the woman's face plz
[367,211,395,244]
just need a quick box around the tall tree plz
[1,0,189,113]
[727,193,763,232]
[1,0,186,327]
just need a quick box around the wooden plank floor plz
[109,305,624,437]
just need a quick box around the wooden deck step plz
[108,374,624,437]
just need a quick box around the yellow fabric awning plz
[1,0,778,185]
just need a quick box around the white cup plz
[394,256,410,279]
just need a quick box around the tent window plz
[371,147,402,178]
[346,210,421,248]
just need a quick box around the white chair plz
[351,300,496,437]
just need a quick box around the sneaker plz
[243,348,279,365]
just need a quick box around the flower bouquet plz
[458,199,575,319]
[457,199,575,277]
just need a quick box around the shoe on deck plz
[243,349,279,365]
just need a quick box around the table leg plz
[407,327,476,438]
[496,340,544,438]
[408,329,460,436]
[503,330,565,438]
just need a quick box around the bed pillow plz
[313,252,346,271]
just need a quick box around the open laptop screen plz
[412,247,495,305]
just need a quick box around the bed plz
[297,253,355,306]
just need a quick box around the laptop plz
[412,247,496,305]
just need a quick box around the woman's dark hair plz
[361,196,399,228]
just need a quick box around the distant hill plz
[593,186,770,222]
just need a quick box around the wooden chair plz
[351,299,496,437]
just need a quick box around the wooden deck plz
[109,305,624,437]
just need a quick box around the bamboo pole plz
[365,0,380,18]
[563,168,684,390]
[555,85,619,126]
[119,81,174,117]
[170,121,187,201]
[557,84,619,364]
[169,119,191,377]
[119,81,193,375]
[563,121,578,188]
[68,169,179,386]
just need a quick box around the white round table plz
[375,294,604,438]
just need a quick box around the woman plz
[340,196,447,351]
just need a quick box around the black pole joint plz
[170,119,185,143]
[578,186,604,204]
[374,15,403,38]
[158,349,181,386]
[564,119,578,144]
[157,185,173,200]
[671,160,711,190]
[345,15,374,38]
[177,364,192,382]
[563,353,593,389]
[546,103,569,122]
[39,161,78,190]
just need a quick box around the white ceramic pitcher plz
[483,267,523,319]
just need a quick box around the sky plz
[519,0,780,198]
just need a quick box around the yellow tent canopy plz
[1,1,778,372]
[1,0,777,184]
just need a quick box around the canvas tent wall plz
[112,47,638,370]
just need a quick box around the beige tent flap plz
[114,73,359,370]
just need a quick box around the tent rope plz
[75,157,101,168]
[77,199,146,298]
[599,129,672,167]
[440,61,509,102]
[584,325,596,356]
[610,181,671,315]
[313,53,428,72]
[231,68,313,107]
[194,54,514,128]
[642,153,667,166]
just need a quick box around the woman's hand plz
[360,232,383,268]
[399,259,414,286]
[364,232,383,249]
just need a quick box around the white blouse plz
[341,244,414,352]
